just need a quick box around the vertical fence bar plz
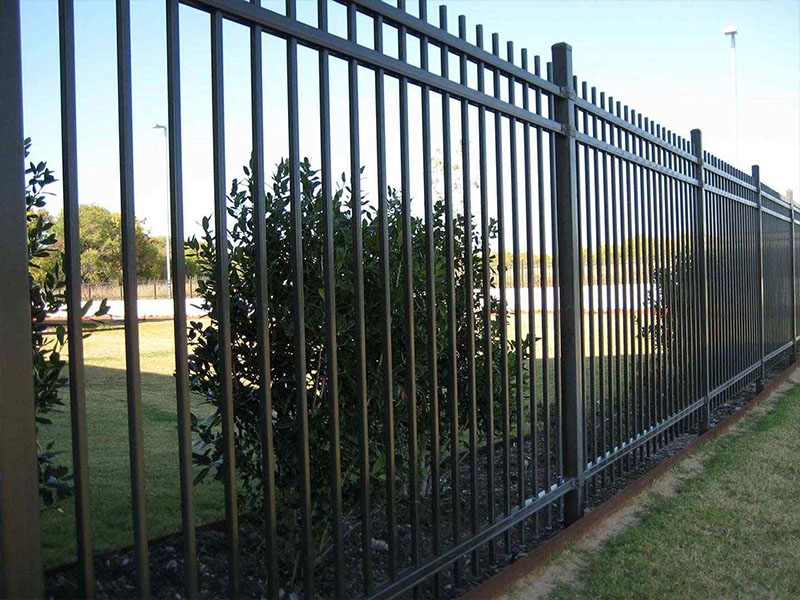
[116,1,150,595]
[573,78,584,487]
[676,139,689,430]
[210,12,240,598]
[654,124,666,445]
[622,106,634,460]
[551,42,584,523]
[166,0,199,598]
[690,130,710,432]
[419,2,442,592]
[583,85,597,479]
[397,1,420,580]
[476,23,496,566]
[283,3,313,598]
[688,139,699,426]
[318,3,344,594]
[654,122,666,445]
[374,11,398,583]
[646,121,658,439]
[618,105,628,459]
[0,2,43,597]
[522,48,540,529]
[600,92,614,471]
[166,2,198,597]
[733,193,743,380]
[663,130,675,436]
[458,14,480,577]
[249,6,279,597]
[574,81,587,485]
[346,4,371,594]
[710,171,720,406]
[668,131,678,434]
[591,88,606,473]
[548,62,564,519]
[747,182,754,381]
[642,116,654,455]
[722,168,731,394]
[677,136,687,423]
[608,102,621,472]
[742,189,749,377]
[438,8,460,581]
[660,129,671,435]
[491,33,512,552]
[792,200,797,362]
[58,0,94,595]
[536,58,553,523]
[680,138,689,427]
[631,112,644,458]
[753,165,765,387]
[506,40,526,547]
[685,137,700,432]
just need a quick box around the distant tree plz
[183,249,201,279]
[51,204,166,282]
[138,232,165,281]
[25,139,108,509]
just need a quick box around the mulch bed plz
[45,367,771,600]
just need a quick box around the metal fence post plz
[0,1,44,597]
[690,130,711,432]
[753,165,765,388]
[551,42,584,524]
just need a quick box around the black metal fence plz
[1,0,797,598]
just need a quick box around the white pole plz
[731,32,738,164]
[153,124,171,299]
[724,26,739,164]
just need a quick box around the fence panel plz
[161,2,570,597]
[573,78,704,487]
[0,0,797,599]
[760,187,794,360]
[703,157,761,407]
[795,208,800,350]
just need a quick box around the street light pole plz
[153,123,171,299]
[724,26,739,163]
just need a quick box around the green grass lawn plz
[553,382,800,600]
[40,320,224,568]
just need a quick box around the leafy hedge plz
[187,158,531,583]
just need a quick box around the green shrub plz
[187,158,530,583]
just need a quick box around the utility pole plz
[723,25,739,163]
[153,123,171,298]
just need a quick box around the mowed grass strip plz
[554,382,800,600]
[40,320,224,568]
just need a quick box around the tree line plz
[31,203,199,284]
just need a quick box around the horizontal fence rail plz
[1,0,797,599]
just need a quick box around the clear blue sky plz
[20,0,800,240]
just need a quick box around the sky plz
[20,0,800,243]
